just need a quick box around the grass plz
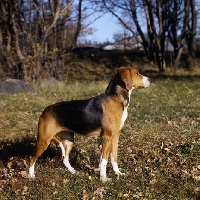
[0,77,200,199]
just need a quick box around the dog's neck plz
[105,72,133,108]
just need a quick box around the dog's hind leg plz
[52,137,65,159]
[62,140,77,174]
[57,132,76,174]
[29,116,59,178]
[29,138,51,178]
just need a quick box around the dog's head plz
[118,67,152,90]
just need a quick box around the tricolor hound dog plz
[29,67,151,181]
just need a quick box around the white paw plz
[69,167,77,175]
[28,173,35,178]
[116,171,126,180]
[63,158,77,175]
[100,176,112,182]
[118,171,126,176]
[28,165,35,178]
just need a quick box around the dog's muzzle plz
[142,76,152,88]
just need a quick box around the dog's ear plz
[118,67,133,90]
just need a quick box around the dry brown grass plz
[0,75,200,199]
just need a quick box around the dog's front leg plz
[110,136,125,179]
[99,135,112,182]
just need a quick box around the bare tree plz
[101,0,170,72]
[98,0,198,72]
[168,0,197,73]
[0,0,75,81]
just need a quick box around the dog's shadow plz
[0,138,35,163]
[0,138,99,172]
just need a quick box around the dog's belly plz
[59,116,102,135]
[83,128,102,137]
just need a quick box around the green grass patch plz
[0,78,200,199]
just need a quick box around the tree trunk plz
[130,0,150,59]
[69,0,82,51]
[174,47,183,74]
[187,0,197,57]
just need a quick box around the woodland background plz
[0,0,200,83]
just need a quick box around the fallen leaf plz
[20,171,28,178]
[82,190,88,200]
[22,186,29,196]
[93,187,104,198]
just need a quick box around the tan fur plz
[101,97,123,161]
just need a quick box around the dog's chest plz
[120,107,128,129]
[120,90,132,130]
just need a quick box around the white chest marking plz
[120,89,133,130]
[120,107,128,130]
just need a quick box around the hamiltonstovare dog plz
[29,67,152,181]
